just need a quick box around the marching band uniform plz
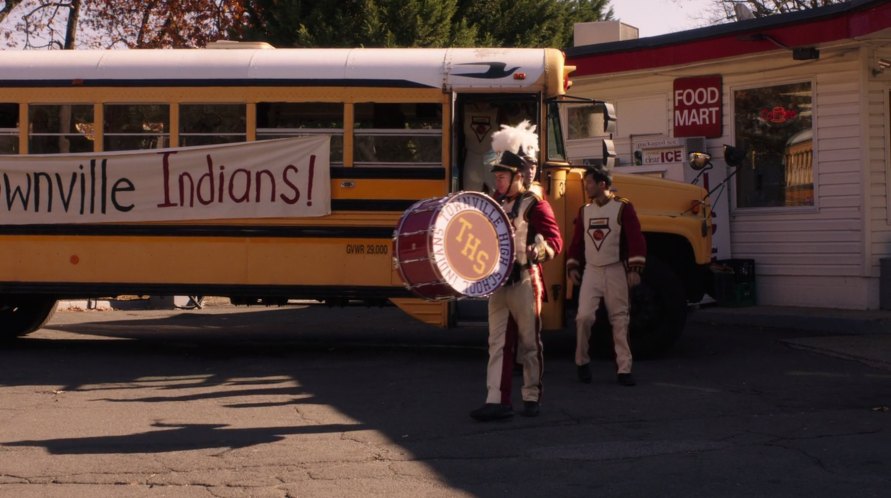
[567,166,646,386]
[470,121,563,421]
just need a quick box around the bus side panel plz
[0,235,396,288]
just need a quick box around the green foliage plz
[242,0,613,48]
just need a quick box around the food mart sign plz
[673,75,722,138]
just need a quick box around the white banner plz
[0,137,331,225]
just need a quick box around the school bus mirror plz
[595,102,617,134]
[603,139,617,169]
[723,144,747,168]
[689,152,712,171]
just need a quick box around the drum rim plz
[393,191,515,300]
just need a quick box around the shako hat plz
[488,120,539,174]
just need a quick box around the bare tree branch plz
[720,0,845,20]
[2,0,247,49]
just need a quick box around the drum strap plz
[503,191,536,286]
[504,191,534,222]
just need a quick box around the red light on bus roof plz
[513,72,526,80]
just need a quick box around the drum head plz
[428,192,514,298]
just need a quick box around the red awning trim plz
[567,0,891,77]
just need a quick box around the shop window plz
[104,104,170,151]
[28,104,95,154]
[0,103,17,154]
[734,82,813,208]
[257,102,343,164]
[353,103,441,166]
[179,104,246,146]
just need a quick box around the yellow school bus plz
[0,45,712,353]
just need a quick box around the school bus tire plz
[0,296,58,340]
[628,258,688,356]
[590,257,687,358]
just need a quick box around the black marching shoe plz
[617,373,636,386]
[521,401,540,417]
[577,363,592,384]
[470,403,514,422]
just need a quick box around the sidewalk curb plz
[689,306,891,335]
[57,300,113,311]
[689,305,891,371]
[781,336,891,371]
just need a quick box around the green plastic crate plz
[711,259,756,307]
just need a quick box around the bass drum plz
[393,191,514,300]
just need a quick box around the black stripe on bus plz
[0,282,413,300]
[0,224,396,238]
[0,78,436,89]
[332,199,417,211]
[331,167,446,180]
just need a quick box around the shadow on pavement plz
[1,304,889,496]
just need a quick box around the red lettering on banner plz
[158,152,312,208]
[0,137,330,224]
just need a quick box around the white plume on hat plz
[491,120,539,157]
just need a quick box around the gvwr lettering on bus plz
[346,243,388,255]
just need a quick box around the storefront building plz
[565,0,891,310]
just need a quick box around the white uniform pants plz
[575,262,632,374]
[485,267,544,405]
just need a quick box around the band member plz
[470,121,563,422]
[567,166,646,387]
[462,101,499,192]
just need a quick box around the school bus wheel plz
[0,296,58,340]
[588,257,688,358]
[628,258,688,357]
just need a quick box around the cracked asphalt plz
[0,303,889,497]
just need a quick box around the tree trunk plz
[63,0,81,49]
[0,0,25,23]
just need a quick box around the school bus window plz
[0,103,17,154]
[104,104,170,151]
[353,103,441,166]
[547,101,566,161]
[28,104,94,154]
[180,103,246,147]
[256,102,344,164]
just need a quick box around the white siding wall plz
[867,48,891,308]
[569,44,883,309]
[732,53,865,306]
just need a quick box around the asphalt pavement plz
[59,298,891,371]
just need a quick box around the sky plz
[609,0,724,37]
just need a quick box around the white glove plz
[567,261,582,286]
[527,234,549,263]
